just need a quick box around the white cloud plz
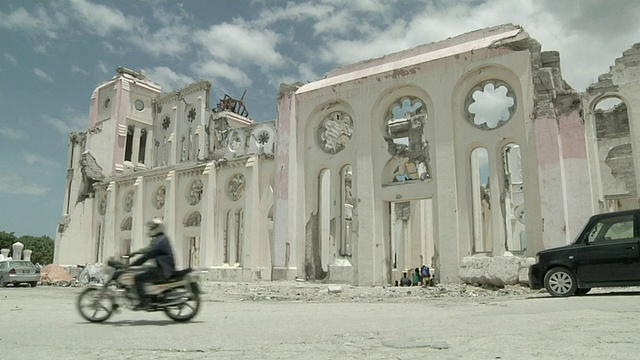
[0,6,60,38]
[144,66,194,92]
[97,60,109,75]
[71,65,89,76]
[21,153,59,167]
[192,61,251,87]
[4,53,17,65]
[128,24,191,57]
[254,2,334,27]
[67,0,135,37]
[195,22,284,69]
[0,173,48,196]
[0,127,26,140]
[303,0,640,91]
[43,110,87,135]
[34,68,53,82]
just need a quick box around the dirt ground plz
[2,281,640,359]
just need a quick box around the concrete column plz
[132,127,142,165]
[103,181,117,258]
[197,96,206,161]
[433,104,460,284]
[244,156,261,270]
[200,162,217,267]
[23,250,32,262]
[273,87,299,280]
[12,242,24,261]
[165,171,178,264]
[145,128,154,167]
[169,106,178,166]
[132,176,145,251]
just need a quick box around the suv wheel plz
[544,267,577,297]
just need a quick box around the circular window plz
[465,81,515,130]
[104,98,111,109]
[135,99,145,111]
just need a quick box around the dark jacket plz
[131,233,176,278]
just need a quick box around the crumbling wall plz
[585,43,640,211]
[529,47,592,250]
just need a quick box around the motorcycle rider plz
[129,218,176,310]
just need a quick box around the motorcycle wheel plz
[77,287,115,323]
[163,286,201,322]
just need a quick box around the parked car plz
[529,209,640,296]
[0,260,41,287]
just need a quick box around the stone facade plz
[55,24,640,286]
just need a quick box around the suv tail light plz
[9,268,16,274]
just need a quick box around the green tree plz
[0,231,18,253]
[15,235,55,265]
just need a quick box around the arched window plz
[124,125,134,162]
[340,165,353,256]
[594,96,636,211]
[319,169,331,271]
[503,143,525,252]
[138,129,147,163]
[471,147,492,253]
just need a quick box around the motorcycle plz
[76,255,202,323]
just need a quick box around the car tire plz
[544,267,577,297]
[30,282,37,288]
[574,287,591,296]
[0,276,6,288]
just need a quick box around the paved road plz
[2,284,640,359]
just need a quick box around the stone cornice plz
[155,80,212,104]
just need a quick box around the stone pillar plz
[244,156,261,272]
[169,106,178,165]
[131,127,142,165]
[103,181,118,259]
[12,242,24,260]
[273,85,300,280]
[165,171,178,264]
[1,248,9,259]
[145,128,154,167]
[200,162,217,267]
[132,176,145,251]
[23,249,32,262]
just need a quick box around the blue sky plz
[1,0,639,238]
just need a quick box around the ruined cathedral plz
[55,24,640,285]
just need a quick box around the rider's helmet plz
[145,218,165,237]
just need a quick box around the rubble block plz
[65,266,83,279]
[459,253,535,286]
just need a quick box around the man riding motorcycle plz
[129,218,176,310]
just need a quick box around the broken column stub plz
[0,248,9,260]
[23,249,32,262]
[12,242,24,260]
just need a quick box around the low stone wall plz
[459,252,535,287]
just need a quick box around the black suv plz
[529,209,640,296]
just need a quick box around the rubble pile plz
[198,281,541,303]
